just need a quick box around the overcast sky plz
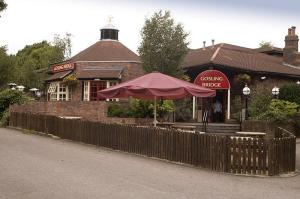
[0,0,299,55]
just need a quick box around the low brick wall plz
[9,101,152,125]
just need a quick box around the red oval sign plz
[194,70,230,89]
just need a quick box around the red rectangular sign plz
[52,63,75,73]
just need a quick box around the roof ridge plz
[210,43,224,62]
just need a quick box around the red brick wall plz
[9,101,151,125]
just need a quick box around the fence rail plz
[9,112,296,176]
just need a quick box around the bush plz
[107,99,174,119]
[0,89,32,123]
[0,109,9,127]
[249,87,273,118]
[259,99,299,122]
[279,84,300,105]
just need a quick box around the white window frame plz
[83,81,90,101]
[106,81,119,102]
[47,82,69,101]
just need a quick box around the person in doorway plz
[213,100,222,122]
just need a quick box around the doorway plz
[201,90,227,123]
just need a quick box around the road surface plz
[0,128,299,199]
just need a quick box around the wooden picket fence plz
[9,112,296,176]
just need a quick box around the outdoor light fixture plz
[242,84,250,120]
[297,80,300,85]
[272,86,280,98]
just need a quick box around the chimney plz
[283,26,300,66]
[203,41,206,50]
[212,39,215,48]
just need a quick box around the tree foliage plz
[12,34,72,89]
[278,84,300,105]
[0,0,7,16]
[249,87,273,118]
[259,41,273,48]
[14,41,65,89]
[138,10,189,78]
[0,46,14,87]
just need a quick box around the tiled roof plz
[45,70,72,82]
[76,66,124,79]
[182,43,300,77]
[70,40,140,62]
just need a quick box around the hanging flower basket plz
[63,74,78,88]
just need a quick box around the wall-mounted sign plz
[194,70,230,89]
[52,63,75,73]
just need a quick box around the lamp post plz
[242,84,250,120]
[272,86,280,99]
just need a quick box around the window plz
[59,84,67,101]
[47,82,69,101]
[83,81,90,101]
[90,81,107,101]
[106,81,119,102]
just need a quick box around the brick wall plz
[9,101,151,125]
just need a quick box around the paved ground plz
[0,128,300,199]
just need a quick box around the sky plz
[0,0,300,56]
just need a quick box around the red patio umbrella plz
[99,71,215,126]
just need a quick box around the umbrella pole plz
[154,96,157,127]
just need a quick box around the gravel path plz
[0,128,299,199]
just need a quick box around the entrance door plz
[201,90,226,123]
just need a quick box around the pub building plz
[46,24,300,123]
[45,22,144,102]
[184,26,300,123]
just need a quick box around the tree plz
[14,40,66,89]
[259,41,273,48]
[53,33,72,60]
[0,46,14,87]
[138,10,189,78]
[0,0,7,17]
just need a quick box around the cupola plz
[100,17,119,41]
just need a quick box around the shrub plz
[107,99,174,119]
[0,89,32,118]
[259,99,299,122]
[249,87,273,118]
[279,84,300,105]
[0,109,9,127]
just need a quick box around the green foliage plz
[0,89,32,120]
[0,109,9,127]
[0,46,14,87]
[0,0,7,16]
[236,74,251,84]
[174,98,192,122]
[0,89,32,126]
[138,10,189,78]
[62,74,78,87]
[231,95,242,120]
[259,99,299,122]
[53,33,72,60]
[14,39,67,89]
[278,84,300,105]
[249,87,273,118]
[259,41,273,48]
[107,99,174,119]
